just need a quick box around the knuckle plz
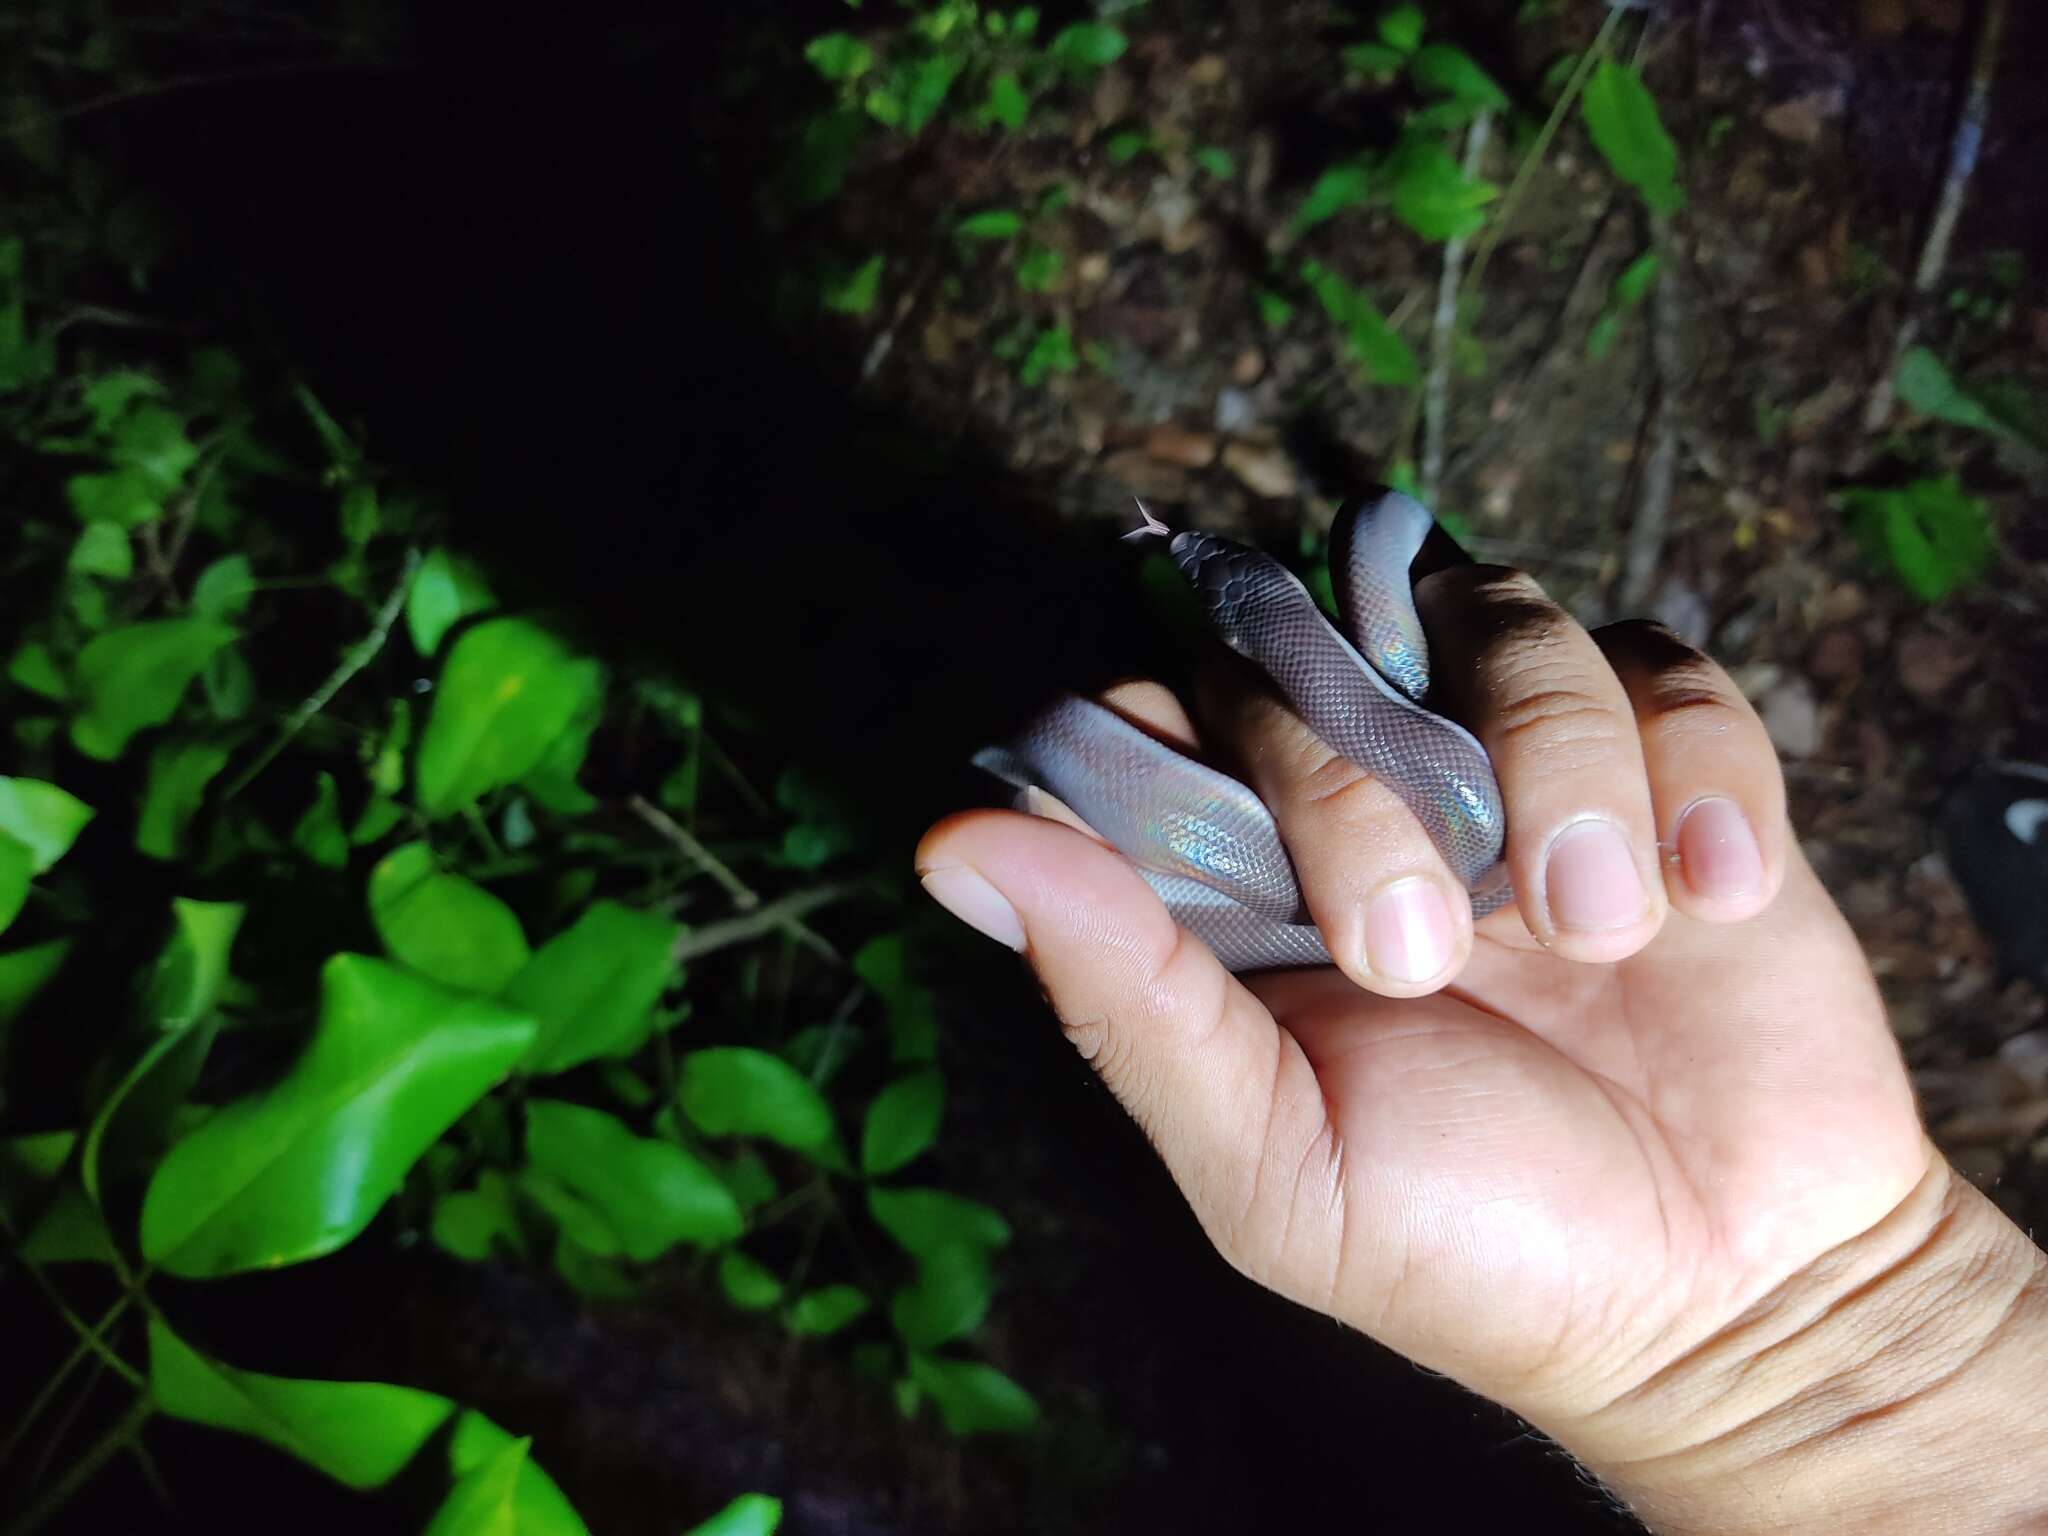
[1489,675,1633,774]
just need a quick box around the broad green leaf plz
[1047,22,1127,71]
[140,893,244,1029]
[370,841,530,994]
[1410,43,1509,108]
[1255,288,1296,328]
[415,619,603,818]
[0,777,94,871]
[407,548,497,657]
[67,467,162,527]
[71,618,236,760]
[1015,246,1062,293]
[1582,59,1682,213]
[1841,475,1994,603]
[70,520,132,578]
[681,1494,783,1536]
[679,1047,835,1151]
[805,32,873,82]
[891,1243,993,1348]
[1019,325,1077,387]
[897,53,963,134]
[1302,260,1420,386]
[112,403,198,492]
[433,1170,527,1261]
[1105,130,1150,165]
[1894,347,2035,445]
[852,933,937,1063]
[136,740,232,858]
[139,955,536,1275]
[1194,146,1235,179]
[821,253,884,316]
[979,71,1029,132]
[516,679,601,816]
[351,795,407,845]
[449,1412,591,1536]
[424,1436,528,1536]
[1388,137,1497,241]
[866,1186,1010,1258]
[906,1353,1039,1435]
[861,1068,944,1176]
[191,555,255,621]
[508,900,681,1075]
[787,1283,871,1336]
[82,370,163,430]
[0,938,69,1026]
[956,209,1024,240]
[0,1132,116,1264]
[781,1022,859,1084]
[1376,2,1425,53]
[149,1321,454,1486]
[8,642,68,702]
[1612,249,1662,308]
[715,1149,779,1213]
[1341,41,1407,76]
[719,1249,785,1311]
[1292,163,1374,232]
[524,1098,743,1257]
[519,1168,623,1257]
[0,836,29,934]
[292,771,350,870]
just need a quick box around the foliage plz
[1580,58,1682,214]
[1840,475,1996,602]
[2,95,1034,1536]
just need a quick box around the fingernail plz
[920,865,1026,951]
[1545,820,1646,932]
[1676,797,1763,903]
[1363,878,1455,984]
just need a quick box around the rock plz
[1221,442,1296,499]
[1896,621,1974,702]
[1212,386,1257,434]
[1809,627,1864,683]
[1762,90,1837,146]
[1231,347,1265,385]
[1758,675,1823,757]
[1102,448,1191,500]
[1145,424,1217,468]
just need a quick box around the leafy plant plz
[1586,248,1660,359]
[1839,474,1996,602]
[1581,57,1682,214]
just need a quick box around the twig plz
[627,794,758,911]
[1862,0,2008,433]
[219,547,420,800]
[0,1396,155,1536]
[1,60,398,142]
[1422,110,1494,507]
[671,883,864,965]
[1620,209,1683,610]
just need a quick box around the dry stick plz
[1861,0,2008,434]
[1421,109,1495,508]
[670,883,864,965]
[218,547,421,800]
[1620,209,1683,610]
[626,794,758,911]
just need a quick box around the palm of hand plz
[1237,858,1929,1418]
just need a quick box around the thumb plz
[915,808,1312,1266]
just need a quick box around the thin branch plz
[627,794,758,911]
[1,60,399,142]
[1862,0,2008,433]
[1620,209,1683,610]
[671,884,864,965]
[0,1396,155,1536]
[219,548,420,800]
[1422,110,1494,508]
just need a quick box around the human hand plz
[918,562,2048,1532]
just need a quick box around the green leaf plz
[979,70,1030,132]
[891,1243,993,1348]
[1841,475,1995,603]
[416,618,604,818]
[112,404,198,493]
[906,1353,1039,1435]
[407,548,497,657]
[1388,137,1497,241]
[149,1321,454,1487]
[1194,146,1235,179]
[1582,58,1682,213]
[82,370,164,431]
[1585,311,1621,359]
[0,938,69,1026]
[191,555,255,621]
[821,252,884,315]
[787,1283,871,1336]
[679,1047,836,1151]
[867,1186,1010,1258]
[1014,246,1062,292]
[0,835,28,934]
[956,209,1024,241]
[681,1494,784,1536]
[770,109,866,215]
[897,52,964,134]
[1301,260,1420,385]
[805,32,874,82]
[515,679,601,816]
[781,1022,859,1084]
[1893,347,2031,445]
[69,520,133,579]
[1019,325,1078,387]
[1255,288,1296,328]
[0,777,94,872]
[135,740,232,859]
[1105,130,1150,164]
[715,1149,779,1213]
[507,901,681,1075]
[1376,2,1425,53]
[718,1249,785,1311]
[71,618,237,760]
[432,1170,527,1262]
[1612,249,1662,308]
[524,1098,743,1256]
[66,467,162,528]
[370,841,530,994]
[1410,43,1509,108]
[1341,41,1408,76]
[1292,162,1374,232]
[292,771,351,870]
[423,1436,528,1536]
[139,954,536,1276]
[861,1068,944,1176]
[449,1413,591,1536]
[1047,22,1127,71]
[8,642,68,702]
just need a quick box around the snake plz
[973,491,1508,972]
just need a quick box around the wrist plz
[1562,1154,2048,1534]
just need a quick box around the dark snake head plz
[1168,531,1305,657]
